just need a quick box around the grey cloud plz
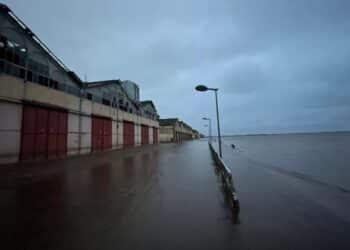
[4,0,350,134]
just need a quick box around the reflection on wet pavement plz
[0,142,237,250]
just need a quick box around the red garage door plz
[153,127,158,144]
[20,106,67,161]
[123,121,134,148]
[92,116,112,152]
[141,125,149,145]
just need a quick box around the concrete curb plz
[209,142,240,216]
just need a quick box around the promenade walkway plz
[0,141,239,250]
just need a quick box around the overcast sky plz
[4,0,350,135]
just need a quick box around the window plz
[38,75,48,86]
[28,58,49,76]
[67,85,80,96]
[26,71,32,81]
[19,68,25,79]
[0,35,27,66]
[5,48,13,61]
[102,98,111,106]
[0,60,4,72]
[87,93,92,100]
[49,79,58,89]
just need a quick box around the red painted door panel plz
[58,112,67,134]
[48,111,58,158]
[20,106,67,161]
[57,112,67,157]
[91,117,112,151]
[48,111,59,134]
[141,125,149,145]
[48,134,57,158]
[22,106,36,134]
[92,135,98,151]
[153,127,158,144]
[20,134,35,160]
[35,108,48,134]
[57,134,67,157]
[35,134,47,160]
[123,121,134,147]
[103,119,112,149]
[20,106,36,160]
[34,108,48,159]
[91,118,98,151]
[99,119,103,136]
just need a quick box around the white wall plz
[80,115,91,154]
[160,134,173,142]
[149,127,154,144]
[134,124,141,146]
[112,120,118,149]
[67,113,79,156]
[0,102,22,164]
[117,121,123,148]
[0,75,159,164]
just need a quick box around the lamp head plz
[195,85,208,92]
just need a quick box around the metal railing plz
[209,142,240,217]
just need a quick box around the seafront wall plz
[208,142,240,216]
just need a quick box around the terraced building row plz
[0,4,159,164]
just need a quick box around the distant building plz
[159,118,199,143]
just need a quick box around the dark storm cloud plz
[4,0,350,134]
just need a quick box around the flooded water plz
[211,132,350,249]
[0,142,238,250]
[1,138,350,250]
[223,132,350,191]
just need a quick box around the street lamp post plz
[202,117,212,144]
[195,85,223,158]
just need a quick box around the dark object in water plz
[231,144,235,149]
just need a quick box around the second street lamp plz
[195,84,223,158]
[202,117,212,144]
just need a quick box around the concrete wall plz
[159,123,194,143]
[80,115,91,154]
[112,120,118,150]
[149,126,154,144]
[135,123,141,146]
[117,120,123,148]
[0,101,22,163]
[67,113,80,156]
[159,125,174,142]
[0,75,159,164]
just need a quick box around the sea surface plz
[222,132,350,192]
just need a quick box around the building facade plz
[0,4,159,164]
[159,118,200,143]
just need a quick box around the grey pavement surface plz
[2,140,350,250]
[0,141,238,250]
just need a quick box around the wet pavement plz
[0,141,238,250]
[2,140,350,250]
